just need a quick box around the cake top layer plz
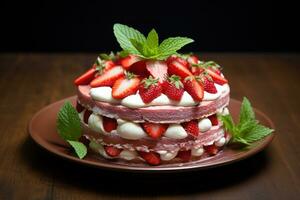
[74,24,229,106]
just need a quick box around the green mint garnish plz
[57,101,87,159]
[220,97,274,146]
[113,23,194,60]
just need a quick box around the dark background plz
[1,1,299,52]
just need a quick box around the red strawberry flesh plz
[104,146,122,157]
[146,61,168,83]
[177,150,191,162]
[74,68,97,86]
[142,123,168,139]
[83,110,92,124]
[182,120,199,137]
[90,66,124,87]
[139,151,161,165]
[208,114,219,126]
[168,60,193,79]
[102,116,118,132]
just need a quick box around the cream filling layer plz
[90,83,230,109]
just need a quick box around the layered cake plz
[73,24,230,165]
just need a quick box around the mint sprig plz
[113,23,194,60]
[220,97,274,146]
[57,101,87,159]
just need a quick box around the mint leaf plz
[67,140,87,159]
[56,102,87,159]
[220,115,235,134]
[145,29,159,52]
[57,101,81,141]
[158,37,194,59]
[220,97,274,146]
[130,39,145,55]
[118,50,130,58]
[238,119,258,135]
[239,97,255,124]
[113,24,194,60]
[113,24,146,55]
[242,125,274,143]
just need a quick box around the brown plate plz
[28,96,275,172]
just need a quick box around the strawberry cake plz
[73,24,230,165]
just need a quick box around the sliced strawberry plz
[74,68,97,86]
[206,68,228,85]
[139,151,161,165]
[168,60,193,79]
[162,75,184,101]
[142,123,168,139]
[104,60,116,71]
[145,61,168,83]
[128,60,149,77]
[208,114,219,126]
[90,66,124,87]
[191,66,205,75]
[83,110,92,124]
[182,120,199,137]
[139,76,162,103]
[187,55,199,65]
[204,145,219,156]
[202,76,217,94]
[177,150,191,162]
[102,116,118,132]
[112,72,140,99]
[104,146,122,157]
[183,76,204,101]
[166,55,189,68]
[119,55,142,69]
[76,102,85,113]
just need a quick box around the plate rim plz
[28,96,275,172]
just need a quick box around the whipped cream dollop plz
[90,83,229,109]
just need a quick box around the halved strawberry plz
[177,150,191,162]
[104,60,116,71]
[112,72,140,99]
[206,68,228,85]
[166,55,189,68]
[83,110,92,124]
[139,151,161,165]
[90,66,124,87]
[142,123,168,139]
[139,76,162,103]
[128,60,149,77]
[208,114,219,126]
[74,68,97,86]
[191,66,205,75]
[102,116,118,132]
[76,102,85,113]
[119,55,142,69]
[182,120,199,137]
[146,61,168,83]
[183,76,204,101]
[187,55,199,65]
[202,76,217,94]
[104,146,122,157]
[204,145,219,156]
[168,60,193,79]
[162,75,184,101]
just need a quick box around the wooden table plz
[0,53,299,199]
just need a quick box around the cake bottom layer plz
[82,126,230,165]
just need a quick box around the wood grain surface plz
[0,53,299,199]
